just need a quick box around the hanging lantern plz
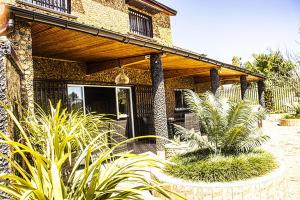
[115,68,130,85]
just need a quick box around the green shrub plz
[283,114,300,119]
[164,149,277,182]
[0,102,184,200]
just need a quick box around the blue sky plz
[159,0,300,64]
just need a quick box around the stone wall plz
[165,76,195,117]
[5,57,21,136]
[195,82,211,93]
[0,36,22,199]
[0,39,10,200]
[33,57,199,118]
[4,0,173,46]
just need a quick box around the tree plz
[244,50,296,85]
[244,50,297,110]
[232,56,241,67]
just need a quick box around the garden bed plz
[164,150,278,182]
[152,151,286,200]
[279,118,300,126]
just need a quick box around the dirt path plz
[263,120,300,200]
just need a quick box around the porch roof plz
[11,6,264,82]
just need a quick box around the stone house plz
[0,0,265,159]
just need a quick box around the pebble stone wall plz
[3,0,173,46]
[8,20,34,110]
[33,57,210,118]
[0,37,11,200]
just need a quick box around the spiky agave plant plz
[0,102,184,200]
[174,90,269,154]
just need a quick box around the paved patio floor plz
[263,120,300,200]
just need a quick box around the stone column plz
[0,37,11,200]
[210,68,220,94]
[8,21,33,111]
[150,54,168,152]
[240,75,248,100]
[258,80,265,107]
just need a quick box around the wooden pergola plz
[12,8,264,83]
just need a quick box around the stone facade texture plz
[165,76,195,117]
[210,68,220,94]
[0,37,22,199]
[5,0,173,46]
[240,75,248,100]
[8,20,33,110]
[33,57,201,119]
[0,38,10,200]
[150,54,168,151]
[258,80,265,107]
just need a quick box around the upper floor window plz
[129,9,153,38]
[27,0,71,14]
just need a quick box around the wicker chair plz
[184,113,200,133]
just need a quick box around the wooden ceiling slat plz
[30,22,261,81]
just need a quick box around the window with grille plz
[129,9,153,38]
[25,0,71,13]
[174,89,189,111]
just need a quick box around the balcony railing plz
[26,0,71,14]
[129,9,153,38]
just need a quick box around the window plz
[129,9,153,38]
[25,0,71,13]
[174,89,189,111]
[68,86,84,112]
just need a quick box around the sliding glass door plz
[67,85,135,137]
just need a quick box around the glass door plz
[67,85,135,138]
[116,87,135,138]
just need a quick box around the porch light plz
[115,68,130,85]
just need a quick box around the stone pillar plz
[258,80,265,107]
[0,37,11,200]
[210,68,220,94]
[8,21,33,111]
[240,75,248,100]
[150,54,168,152]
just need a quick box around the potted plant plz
[280,102,300,126]
[153,90,286,200]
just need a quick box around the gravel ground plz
[262,120,300,200]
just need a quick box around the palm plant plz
[0,102,183,200]
[174,90,269,154]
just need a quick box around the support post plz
[210,68,220,94]
[240,75,248,100]
[258,80,265,107]
[150,54,168,152]
[0,37,11,200]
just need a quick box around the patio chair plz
[184,113,201,133]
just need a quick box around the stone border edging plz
[152,163,287,200]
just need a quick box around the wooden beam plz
[164,68,210,79]
[86,55,148,74]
